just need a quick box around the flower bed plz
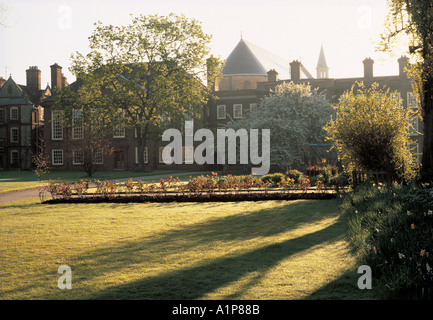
[38,173,340,204]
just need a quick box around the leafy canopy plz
[324,82,417,182]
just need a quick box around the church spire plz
[316,44,329,79]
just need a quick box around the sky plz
[0,0,409,87]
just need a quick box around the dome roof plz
[222,39,292,79]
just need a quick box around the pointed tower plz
[316,45,329,79]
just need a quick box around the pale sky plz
[0,0,408,88]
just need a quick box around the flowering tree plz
[227,82,333,171]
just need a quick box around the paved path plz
[0,171,209,204]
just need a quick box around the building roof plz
[222,38,315,79]
[222,39,292,79]
[316,45,328,70]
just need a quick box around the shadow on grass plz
[41,199,349,300]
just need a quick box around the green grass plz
[0,198,379,300]
[0,169,189,193]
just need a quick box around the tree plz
[378,0,433,180]
[324,82,417,182]
[32,139,50,181]
[227,82,333,171]
[68,13,223,169]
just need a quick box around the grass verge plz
[0,198,379,300]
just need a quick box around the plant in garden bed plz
[342,183,433,299]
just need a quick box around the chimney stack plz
[50,63,63,90]
[290,60,301,82]
[398,56,410,78]
[267,69,278,82]
[0,77,6,89]
[363,57,374,81]
[26,66,41,93]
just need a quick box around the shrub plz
[260,173,285,186]
[342,183,433,299]
[286,169,304,183]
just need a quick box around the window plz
[407,92,418,108]
[250,103,258,113]
[390,92,402,108]
[409,115,419,136]
[72,109,84,139]
[409,143,420,163]
[51,110,63,140]
[93,148,104,165]
[10,150,19,165]
[0,108,4,124]
[113,109,125,138]
[159,146,173,164]
[10,107,18,121]
[0,139,4,151]
[10,127,18,143]
[52,149,63,166]
[135,147,148,164]
[72,150,84,165]
[184,146,194,164]
[217,105,226,119]
[233,104,243,119]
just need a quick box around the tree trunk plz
[421,73,433,181]
[136,125,148,170]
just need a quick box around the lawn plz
[0,169,189,193]
[0,197,379,300]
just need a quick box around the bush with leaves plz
[325,82,418,183]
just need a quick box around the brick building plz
[40,64,202,172]
[0,66,50,170]
[205,38,421,166]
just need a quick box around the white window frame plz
[52,149,64,166]
[409,143,420,163]
[390,92,402,108]
[10,127,18,143]
[113,109,125,138]
[93,148,104,165]
[51,110,64,140]
[217,105,226,120]
[10,107,18,121]
[72,109,84,140]
[233,104,243,119]
[135,147,149,164]
[10,150,19,165]
[159,146,173,164]
[409,115,419,136]
[72,150,84,165]
[407,92,418,109]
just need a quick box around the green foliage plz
[32,140,50,181]
[285,169,304,183]
[67,13,224,167]
[260,173,285,186]
[324,82,418,183]
[342,183,433,299]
